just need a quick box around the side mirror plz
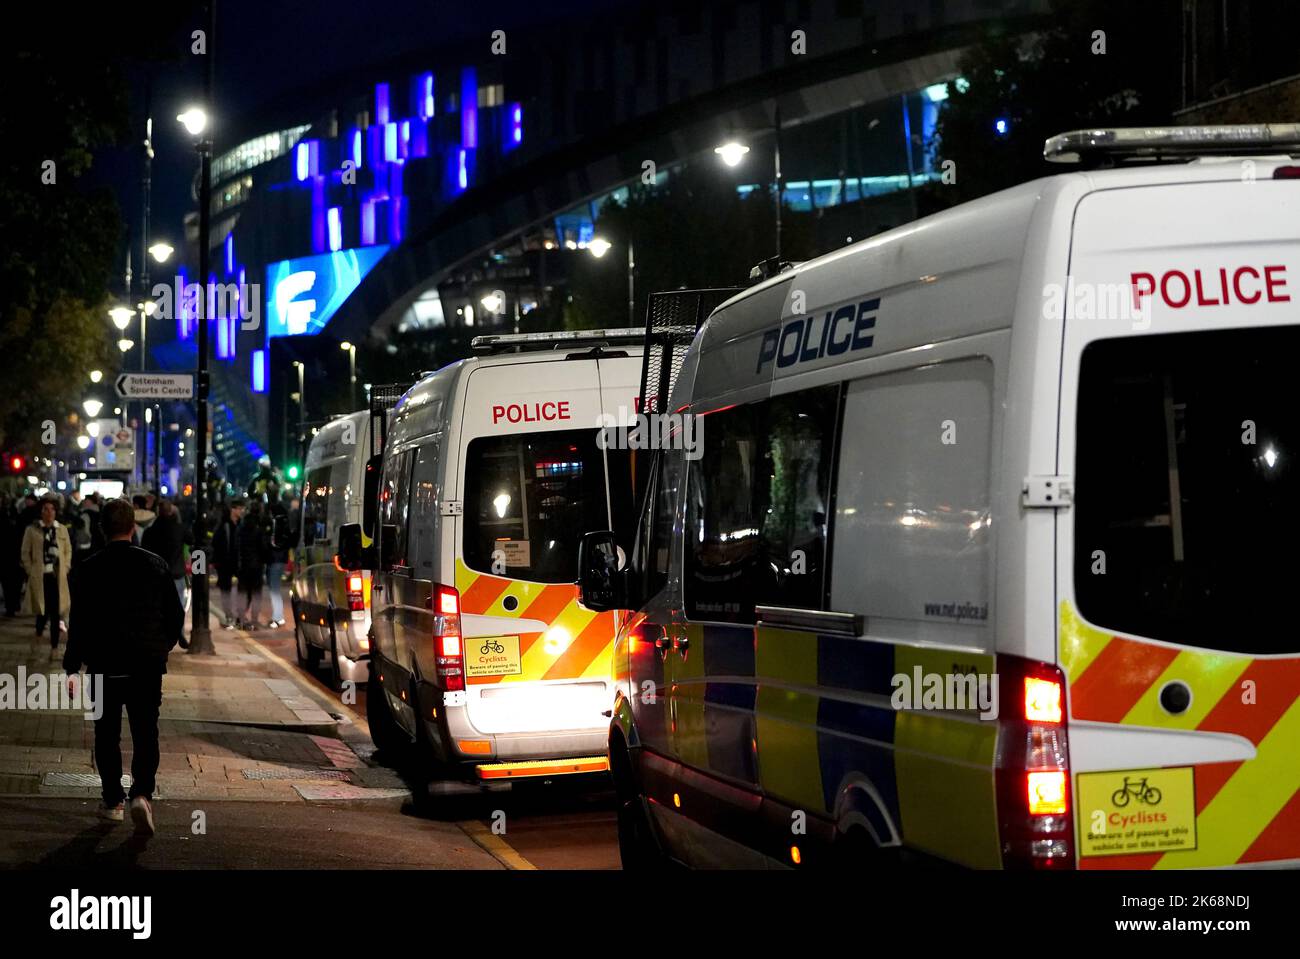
[362,454,382,539]
[577,530,626,612]
[379,523,399,570]
[337,523,366,571]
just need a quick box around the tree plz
[930,0,1182,207]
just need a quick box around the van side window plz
[381,449,417,569]
[303,466,332,546]
[830,358,994,644]
[684,386,838,623]
[407,439,441,572]
[631,450,676,602]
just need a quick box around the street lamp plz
[176,107,208,137]
[716,105,783,260]
[89,370,103,384]
[76,435,90,450]
[589,237,636,326]
[83,399,103,418]
[339,342,357,408]
[714,141,750,167]
[479,292,504,313]
[148,241,174,263]
[117,338,135,353]
[108,306,135,331]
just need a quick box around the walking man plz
[22,496,71,659]
[63,498,184,834]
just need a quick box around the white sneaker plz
[99,802,125,823]
[129,796,155,837]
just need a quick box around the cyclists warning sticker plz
[1077,766,1197,858]
[465,635,522,678]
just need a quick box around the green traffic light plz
[287,465,300,480]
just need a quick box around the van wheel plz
[610,738,670,870]
[831,823,897,870]
[366,666,409,760]
[292,601,312,668]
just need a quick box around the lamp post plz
[292,360,305,449]
[339,342,356,409]
[588,238,636,326]
[181,2,216,655]
[715,103,783,261]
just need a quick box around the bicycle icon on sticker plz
[480,639,506,655]
[1111,776,1162,807]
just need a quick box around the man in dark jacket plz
[64,498,184,835]
[211,499,244,628]
[236,499,270,629]
[141,497,187,611]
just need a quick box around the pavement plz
[0,585,618,870]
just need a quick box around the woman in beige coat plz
[22,498,72,656]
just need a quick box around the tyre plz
[292,599,311,668]
[610,737,670,870]
[366,665,410,758]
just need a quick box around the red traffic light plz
[8,455,25,472]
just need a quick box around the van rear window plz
[1074,327,1300,654]
[463,429,627,584]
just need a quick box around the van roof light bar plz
[1044,124,1300,165]
[470,328,646,353]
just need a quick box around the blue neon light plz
[461,67,477,148]
[512,103,522,144]
[422,73,435,119]
[376,82,390,125]
[224,234,234,275]
[252,350,266,393]
[327,207,342,252]
[384,123,397,163]
[295,142,309,181]
[458,149,468,190]
[265,246,390,338]
[352,129,362,168]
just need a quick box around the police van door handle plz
[672,635,689,656]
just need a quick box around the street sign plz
[115,372,195,400]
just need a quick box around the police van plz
[293,409,381,688]
[341,329,645,781]
[578,126,1300,869]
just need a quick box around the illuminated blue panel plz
[461,67,477,148]
[224,234,234,275]
[391,195,403,244]
[410,119,428,157]
[295,141,310,181]
[361,199,376,245]
[400,120,410,157]
[216,302,230,358]
[311,177,326,253]
[264,246,390,338]
[421,72,435,119]
[384,122,398,162]
[457,149,468,190]
[375,82,390,125]
[252,350,267,393]
[511,103,523,144]
[327,207,342,252]
[351,129,362,168]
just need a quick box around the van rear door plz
[1057,173,1300,869]
[454,359,627,735]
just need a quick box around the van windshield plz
[1074,327,1299,654]
[463,429,632,584]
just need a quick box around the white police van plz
[341,330,646,782]
[579,126,1300,870]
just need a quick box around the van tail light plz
[1273,165,1300,179]
[429,584,463,692]
[347,574,365,612]
[995,654,1075,870]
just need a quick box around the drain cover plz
[42,773,129,788]
[241,767,350,782]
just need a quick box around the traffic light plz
[286,464,300,481]
[7,454,25,473]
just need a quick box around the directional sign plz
[115,373,194,400]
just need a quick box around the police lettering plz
[491,401,571,424]
[757,297,879,373]
[1130,265,1290,311]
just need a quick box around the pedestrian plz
[211,498,244,628]
[141,498,187,610]
[21,496,72,659]
[236,499,270,629]
[63,497,184,834]
[266,494,292,628]
[0,496,27,616]
[132,494,156,545]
